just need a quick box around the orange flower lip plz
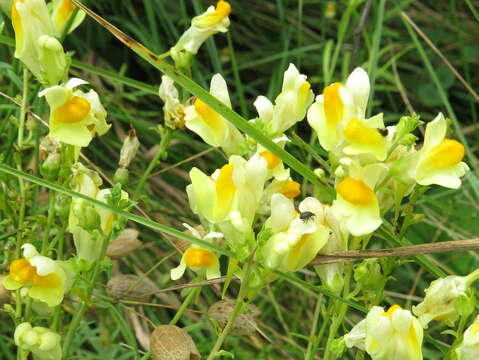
[337,177,374,206]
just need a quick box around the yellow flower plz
[456,315,479,360]
[11,0,68,86]
[187,154,268,227]
[262,195,330,272]
[184,74,245,155]
[415,113,468,188]
[39,78,110,147]
[307,67,388,160]
[14,322,61,360]
[254,63,314,137]
[3,244,66,307]
[332,162,386,236]
[170,225,222,280]
[51,0,85,36]
[345,305,423,360]
[170,1,231,63]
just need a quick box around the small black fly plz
[299,211,315,222]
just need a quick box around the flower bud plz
[207,299,258,336]
[54,194,71,221]
[40,152,61,181]
[72,199,101,231]
[113,167,129,186]
[119,129,140,168]
[106,274,155,302]
[14,322,61,360]
[106,229,142,259]
[37,35,68,86]
[150,325,200,360]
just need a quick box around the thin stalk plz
[206,254,255,360]
[41,192,57,255]
[304,295,322,360]
[133,127,172,199]
[62,231,112,356]
[169,286,201,325]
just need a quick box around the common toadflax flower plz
[15,322,61,360]
[414,113,468,188]
[262,195,330,272]
[253,63,314,137]
[345,305,423,360]
[170,1,231,66]
[51,0,86,36]
[332,161,386,236]
[456,315,479,360]
[39,78,110,147]
[3,244,67,307]
[170,224,222,281]
[11,0,68,86]
[184,74,245,155]
[307,67,388,160]
[158,75,186,130]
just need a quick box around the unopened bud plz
[106,274,155,302]
[37,35,69,86]
[150,325,200,360]
[119,129,140,168]
[314,168,326,180]
[107,229,142,259]
[55,194,71,221]
[40,153,61,181]
[208,299,258,336]
[113,167,129,186]
[72,200,101,231]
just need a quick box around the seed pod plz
[107,228,142,259]
[207,300,258,336]
[106,274,155,302]
[150,325,200,360]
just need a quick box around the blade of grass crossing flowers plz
[0,164,234,257]
[70,0,330,196]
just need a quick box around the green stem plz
[133,127,172,199]
[169,286,201,326]
[206,254,255,360]
[62,231,111,356]
[41,192,57,255]
[305,295,322,360]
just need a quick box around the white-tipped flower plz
[39,78,110,147]
[51,0,86,36]
[14,322,61,360]
[171,1,231,64]
[456,316,479,360]
[171,224,222,281]
[262,195,330,272]
[345,305,423,360]
[414,113,468,189]
[11,0,69,86]
[254,63,314,137]
[158,75,186,130]
[184,74,245,155]
[3,244,67,307]
[119,129,140,168]
[332,162,386,236]
[307,67,387,160]
[413,274,473,328]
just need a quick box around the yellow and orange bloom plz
[187,154,268,228]
[345,305,423,360]
[184,74,245,155]
[456,316,479,360]
[51,0,85,36]
[39,78,110,147]
[14,323,61,360]
[415,113,468,188]
[262,195,330,272]
[307,67,388,160]
[332,162,386,236]
[3,244,66,307]
[254,63,314,137]
[170,1,231,64]
[170,225,222,280]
